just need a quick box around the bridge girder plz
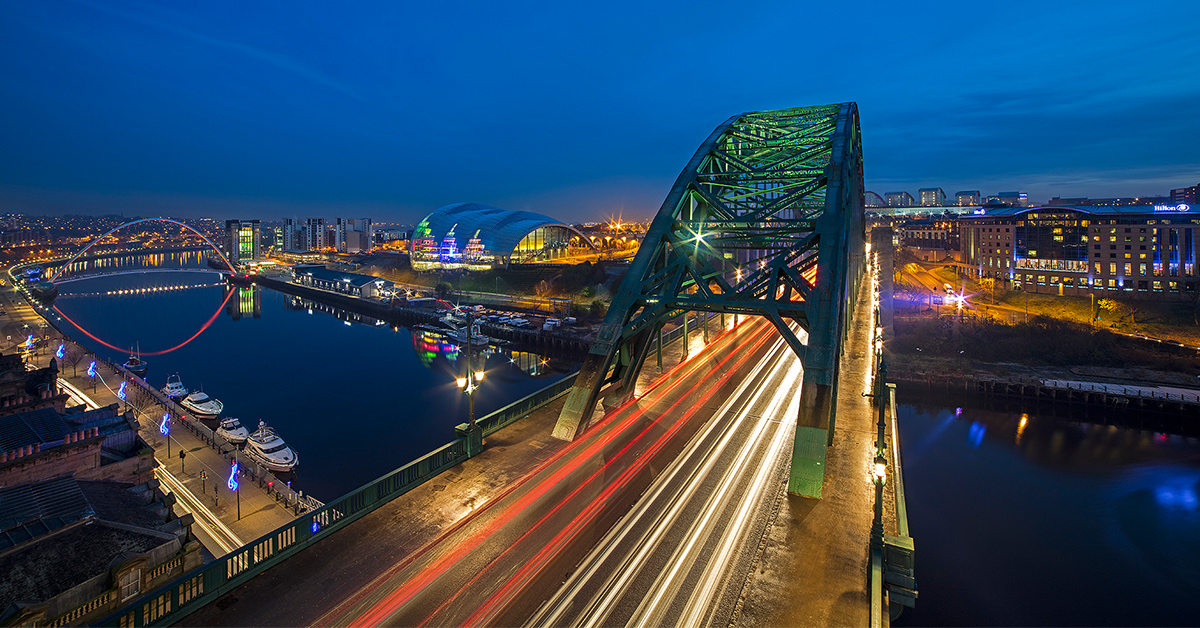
[552,103,865,497]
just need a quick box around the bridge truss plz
[553,102,865,496]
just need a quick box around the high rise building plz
[1170,184,1199,205]
[955,190,981,206]
[304,218,325,251]
[223,219,261,267]
[918,188,946,207]
[865,191,885,207]
[283,218,299,250]
[884,191,915,208]
[334,217,349,253]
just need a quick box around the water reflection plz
[227,285,262,320]
[897,399,1200,626]
[55,249,212,279]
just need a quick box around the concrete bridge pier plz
[790,380,834,497]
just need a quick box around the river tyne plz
[49,260,1200,626]
[50,260,574,501]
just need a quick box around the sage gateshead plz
[409,202,595,271]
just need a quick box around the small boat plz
[446,322,492,347]
[123,345,148,376]
[180,391,223,419]
[243,421,298,472]
[161,374,188,400]
[215,417,249,444]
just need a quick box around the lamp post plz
[455,313,485,456]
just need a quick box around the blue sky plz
[2,0,1198,224]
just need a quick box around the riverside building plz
[960,203,1199,300]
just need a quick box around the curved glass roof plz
[410,202,584,258]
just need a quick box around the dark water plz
[896,398,1200,626]
[52,268,574,501]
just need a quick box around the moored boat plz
[123,346,148,376]
[180,391,223,419]
[215,417,249,444]
[161,374,188,400]
[243,421,298,472]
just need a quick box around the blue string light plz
[159,413,169,435]
[56,343,65,359]
[87,361,96,377]
[228,461,239,491]
[118,381,127,400]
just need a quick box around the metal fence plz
[1040,379,1200,403]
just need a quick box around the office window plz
[1124,263,1132,275]
[1109,263,1117,275]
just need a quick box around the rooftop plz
[294,265,388,287]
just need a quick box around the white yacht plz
[161,374,188,400]
[215,417,249,444]
[243,421,298,472]
[180,391,223,419]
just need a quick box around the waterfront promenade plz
[1,281,300,557]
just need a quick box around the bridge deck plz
[180,315,741,626]
[731,258,893,627]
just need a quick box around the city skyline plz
[2,1,1198,224]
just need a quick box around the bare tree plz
[63,345,86,378]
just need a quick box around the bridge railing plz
[479,374,578,437]
[100,432,472,627]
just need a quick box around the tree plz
[1098,298,1143,329]
[589,299,605,320]
[63,345,86,378]
[434,282,453,300]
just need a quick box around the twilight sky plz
[2,0,1198,224]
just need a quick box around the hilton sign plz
[1153,203,1192,212]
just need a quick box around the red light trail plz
[319,319,758,627]
[341,318,774,627]
[52,287,234,356]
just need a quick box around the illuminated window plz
[1124,263,1132,275]
[1109,263,1117,275]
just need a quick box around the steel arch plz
[49,218,234,282]
[552,103,865,497]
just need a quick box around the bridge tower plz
[552,103,865,497]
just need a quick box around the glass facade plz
[410,203,594,271]
[1014,211,1089,272]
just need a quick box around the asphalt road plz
[321,317,782,627]
[526,327,803,627]
[181,315,781,627]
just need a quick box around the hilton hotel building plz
[960,203,1198,300]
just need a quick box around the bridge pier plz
[790,380,833,497]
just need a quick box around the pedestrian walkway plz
[732,256,895,627]
[4,280,303,556]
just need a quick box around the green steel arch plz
[553,102,865,497]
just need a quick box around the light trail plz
[528,330,798,627]
[453,323,780,627]
[314,317,760,627]
[52,286,234,356]
[337,319,772,627]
